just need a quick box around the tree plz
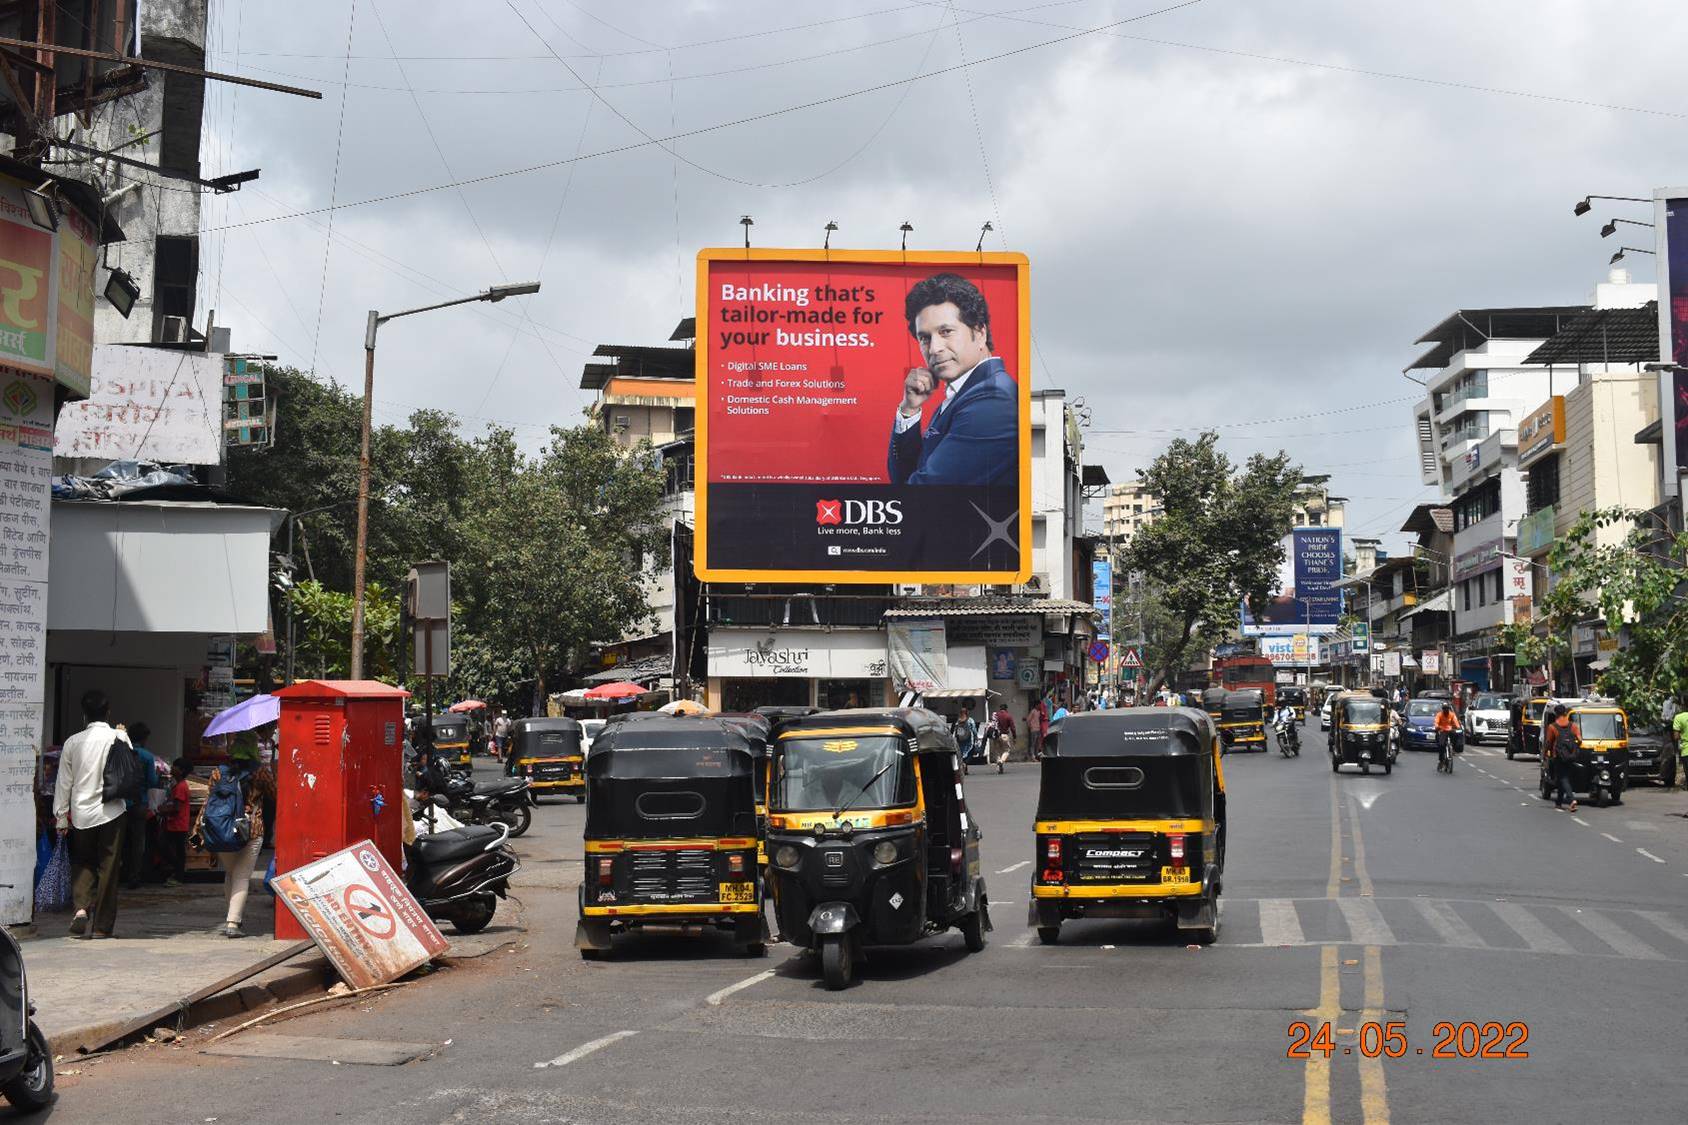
[1123,433,1302,693]
[286,579,402,680]
[1539,506,1688,724]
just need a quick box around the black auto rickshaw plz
[431,714,473,768]
[1538,702,1630,807]
[1509,694,1551,759]
[1278,686,1307,722]
[505,717,586,803]
[765,708,989,990]
[719,713,774,867]
[1217,689,1267,753]
[1029,708,1225,946]
[1201,687,1227,725]
[1327,691,1395,775]
[575,717,767,959]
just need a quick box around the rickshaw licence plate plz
[719,882,756,903]
[1160,866,1191,885]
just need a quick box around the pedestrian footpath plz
[1208,896,1688,961]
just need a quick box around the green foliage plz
[1542,506,1688,725]
[232,366,669,708]
[1123,433,1302,692]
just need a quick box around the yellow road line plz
[1301,944,1339,1125]
[1346,791,1375,898]
[1326,779,1343,898]
[1359,944,1390,1125]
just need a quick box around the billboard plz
[695,248,1031,582]
[1291,527,1343,629]
[1092,557,1113,637]
[1261,633,1322,666]
[1659,191,1688,474]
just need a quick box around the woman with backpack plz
[193,734,276,938]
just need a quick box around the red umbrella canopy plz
[583,682,647,700]
[449,700,487,712]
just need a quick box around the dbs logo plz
[816,499,904,526]
[816,499,842,525]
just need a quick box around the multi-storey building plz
[1102,480,1159,541]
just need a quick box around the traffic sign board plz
[1088,640,1110,664]
[1119,646,1143,670]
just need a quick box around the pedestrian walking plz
[1671,703,1688,792]
[991,703,1016,772]
[1543,704,1580,811]
[160,758,193,885]
[120,721,164,889]
[1026,698,1048,761]
[194,734,277,938]
[53,689,129,938]
[953,706,980,765]
[494,711,512,762]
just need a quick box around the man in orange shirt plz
[1434,703,1461,773]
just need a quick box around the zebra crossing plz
[1215,896,1688,960]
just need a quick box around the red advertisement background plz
[704,258,1022,483]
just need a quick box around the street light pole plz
[349,281,541,679]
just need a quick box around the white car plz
[1464,693,1511,747]
[581,718,606,754]
[1319,696,1335,731]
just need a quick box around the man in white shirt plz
[53,689,129,938]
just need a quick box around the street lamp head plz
[1574,198,1592,217]
[1609,250,1626,266]
[486,281,541,302]
[1599,220,1616,238]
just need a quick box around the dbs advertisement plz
[696,248,1031,583]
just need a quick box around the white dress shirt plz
[54,721,128,830]
[893,360,987,433]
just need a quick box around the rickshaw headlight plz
[774,845,801,870]
[872,840,898,865]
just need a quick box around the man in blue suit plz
[887,273,1018,486]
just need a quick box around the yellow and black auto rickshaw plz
[765,708,989,990]
[1538,701,1630,807]
[718,712,774,867]
[1509,694,1552,760]
[1277,686,1308,723]
[575,717,767,959]
[1217,689,1267,753]
[1327,691,1396,775]
[1201,687,1227,725]
[1029,708,1225,945]
[506,717,586,803]
[431,714,473,768]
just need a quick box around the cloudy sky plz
[188,0,1686,554]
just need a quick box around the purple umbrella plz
[203,693,280,738]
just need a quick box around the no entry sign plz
[273,840,447,989]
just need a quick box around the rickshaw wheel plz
[1591,788,1607,808]
[1360,761,1370,776]
[960,908,986,953]
[1330,757,1340,774]
[820,934,854,990]
[576,793,586,804]
[1383,759,1393,776]
[1036,925,1060,945]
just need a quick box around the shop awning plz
[581,653,670,684]
[1400,589,1453,619]
[883,598,1096,618]
[920,688,1000,700]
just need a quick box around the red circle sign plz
[342,885,396,940]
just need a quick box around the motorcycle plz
[0,885,54,1112]
[1274,714,1301,757]
[423,761,534,837]
[409,800,520,935]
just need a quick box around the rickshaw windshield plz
[774,736,916,812]
[1574,712,1626,741]
[1344,700,1386,724]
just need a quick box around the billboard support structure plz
[694,247,1032,584]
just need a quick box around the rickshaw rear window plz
[537,731,573,746]
[1083,766,1144,789]
[1574,712,1626,741]
[602,747,741,779]
[774,735,916,812]
[1037,758,1208,820]
[634,790,706,820]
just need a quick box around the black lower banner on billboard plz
[704,484,1021,575]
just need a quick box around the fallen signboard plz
[271,839,448,990]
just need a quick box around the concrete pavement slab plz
[202,1033,435,1065]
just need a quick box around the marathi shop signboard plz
[54,345,227,464]
[0,173,95,398]
[695,248,1031,583]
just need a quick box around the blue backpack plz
[201,769,253,852]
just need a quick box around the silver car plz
[1464,693,1511,746]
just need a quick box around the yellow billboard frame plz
[694,246,1033,584]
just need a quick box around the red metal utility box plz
[272,680,410,939]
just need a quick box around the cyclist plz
[1434,702,1461,773]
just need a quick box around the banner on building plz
[1382,651,1402,678]
[1658,191,1688,472]
[1291,526,1344,629]
[54,345,228,464]
[1261,633,1322,666]
[1351,622,1370,653]
[0,173,96,398]
[887,619,948,694]
[1091,557,1112,637]
[694,248,1031,583]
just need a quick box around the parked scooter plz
[408,800,520,935]
[416,748,534,837]
[0,885,54,1111]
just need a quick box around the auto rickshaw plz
[1029,708,1225,946]
[1201,687,1227,725]
[431,714,473,768]
[718,713,774,867]
[505,716,586,803]
[1509,694,1551,760]
[764,708,989,990]
[575,717,767,959]
[1538,701,1630,807]
[1278,686,1307,723]
[1217,689,1267,753]
[1327,691,1396,775]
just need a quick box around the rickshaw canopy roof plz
[589,715,756,759]
[1047,708,1219,758]
[1222,690,1265,707]
[511,716,581,734]
[775,707,956,753]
